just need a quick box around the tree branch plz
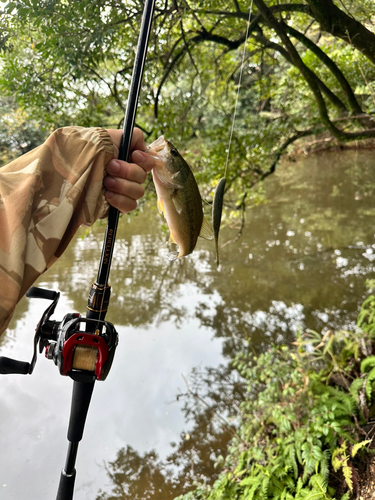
[283,22,363,115]
[191,4,311,22]
[252,32,348,113]
[253,0,375,142]
[155,43,186,118]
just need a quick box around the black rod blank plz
[56,380,95,500]
[96,0,156,288]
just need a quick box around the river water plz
[1,149,375,499]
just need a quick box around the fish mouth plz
[147,135,166,154]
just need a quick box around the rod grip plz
[67,380,95,443]
[56,469,76,500]
[0,356,30,375]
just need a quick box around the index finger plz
[130,128,146,153]
[106,128,146,156]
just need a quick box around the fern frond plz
[245,481,261,500]
[309,473,328,492]
[365,366,375,399]
[286,445,298,480]
[342,465,353,492]
[325,386,356,415]
[296,478,304,494]
[240,476,261,487]
[361,356,375,373]
[320,450,330,480]
[350,378,365,398]
[260,476,270,499]
[351,439,371,457]
[331,445,345,473]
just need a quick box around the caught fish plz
[212,177,226,268]
[147,136,213,259]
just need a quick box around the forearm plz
[0,126,114,335]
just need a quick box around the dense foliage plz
[174,294,375,500]
[1,0,375,206]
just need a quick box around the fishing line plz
[212,0,253,268]
[224,0,253,178]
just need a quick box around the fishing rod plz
[0,0,156,498]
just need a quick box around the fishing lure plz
[212,177,226,268]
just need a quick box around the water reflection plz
[96,364,244,500]
[1,149,375,499]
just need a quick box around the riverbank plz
[176,291,375,500]
[289,132,375,158]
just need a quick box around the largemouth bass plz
[147,136,213,258]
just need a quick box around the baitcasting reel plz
[0,286,118,382]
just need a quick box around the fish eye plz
[170,148,178,157]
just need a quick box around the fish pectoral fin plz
[171,193,184,214]
[199,216,214,240]
[168,180,184,190]
[157,198,166,217]
[156,170,184,190]
[171,170,182,180]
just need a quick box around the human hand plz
[104,128,154,213]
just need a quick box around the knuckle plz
[122,162,132,179]
[137,185,145,198]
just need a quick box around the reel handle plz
[0,356,30,375]
[26,286,58,301]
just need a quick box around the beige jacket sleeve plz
[0,126,115,336]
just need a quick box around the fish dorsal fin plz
[157,198,165,217]
[199,216,214,240]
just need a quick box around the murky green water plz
[1,149,375,499]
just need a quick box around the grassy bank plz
[177,293,375,500]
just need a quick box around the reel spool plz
[73,346,98,372]
[51,315,118,382]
